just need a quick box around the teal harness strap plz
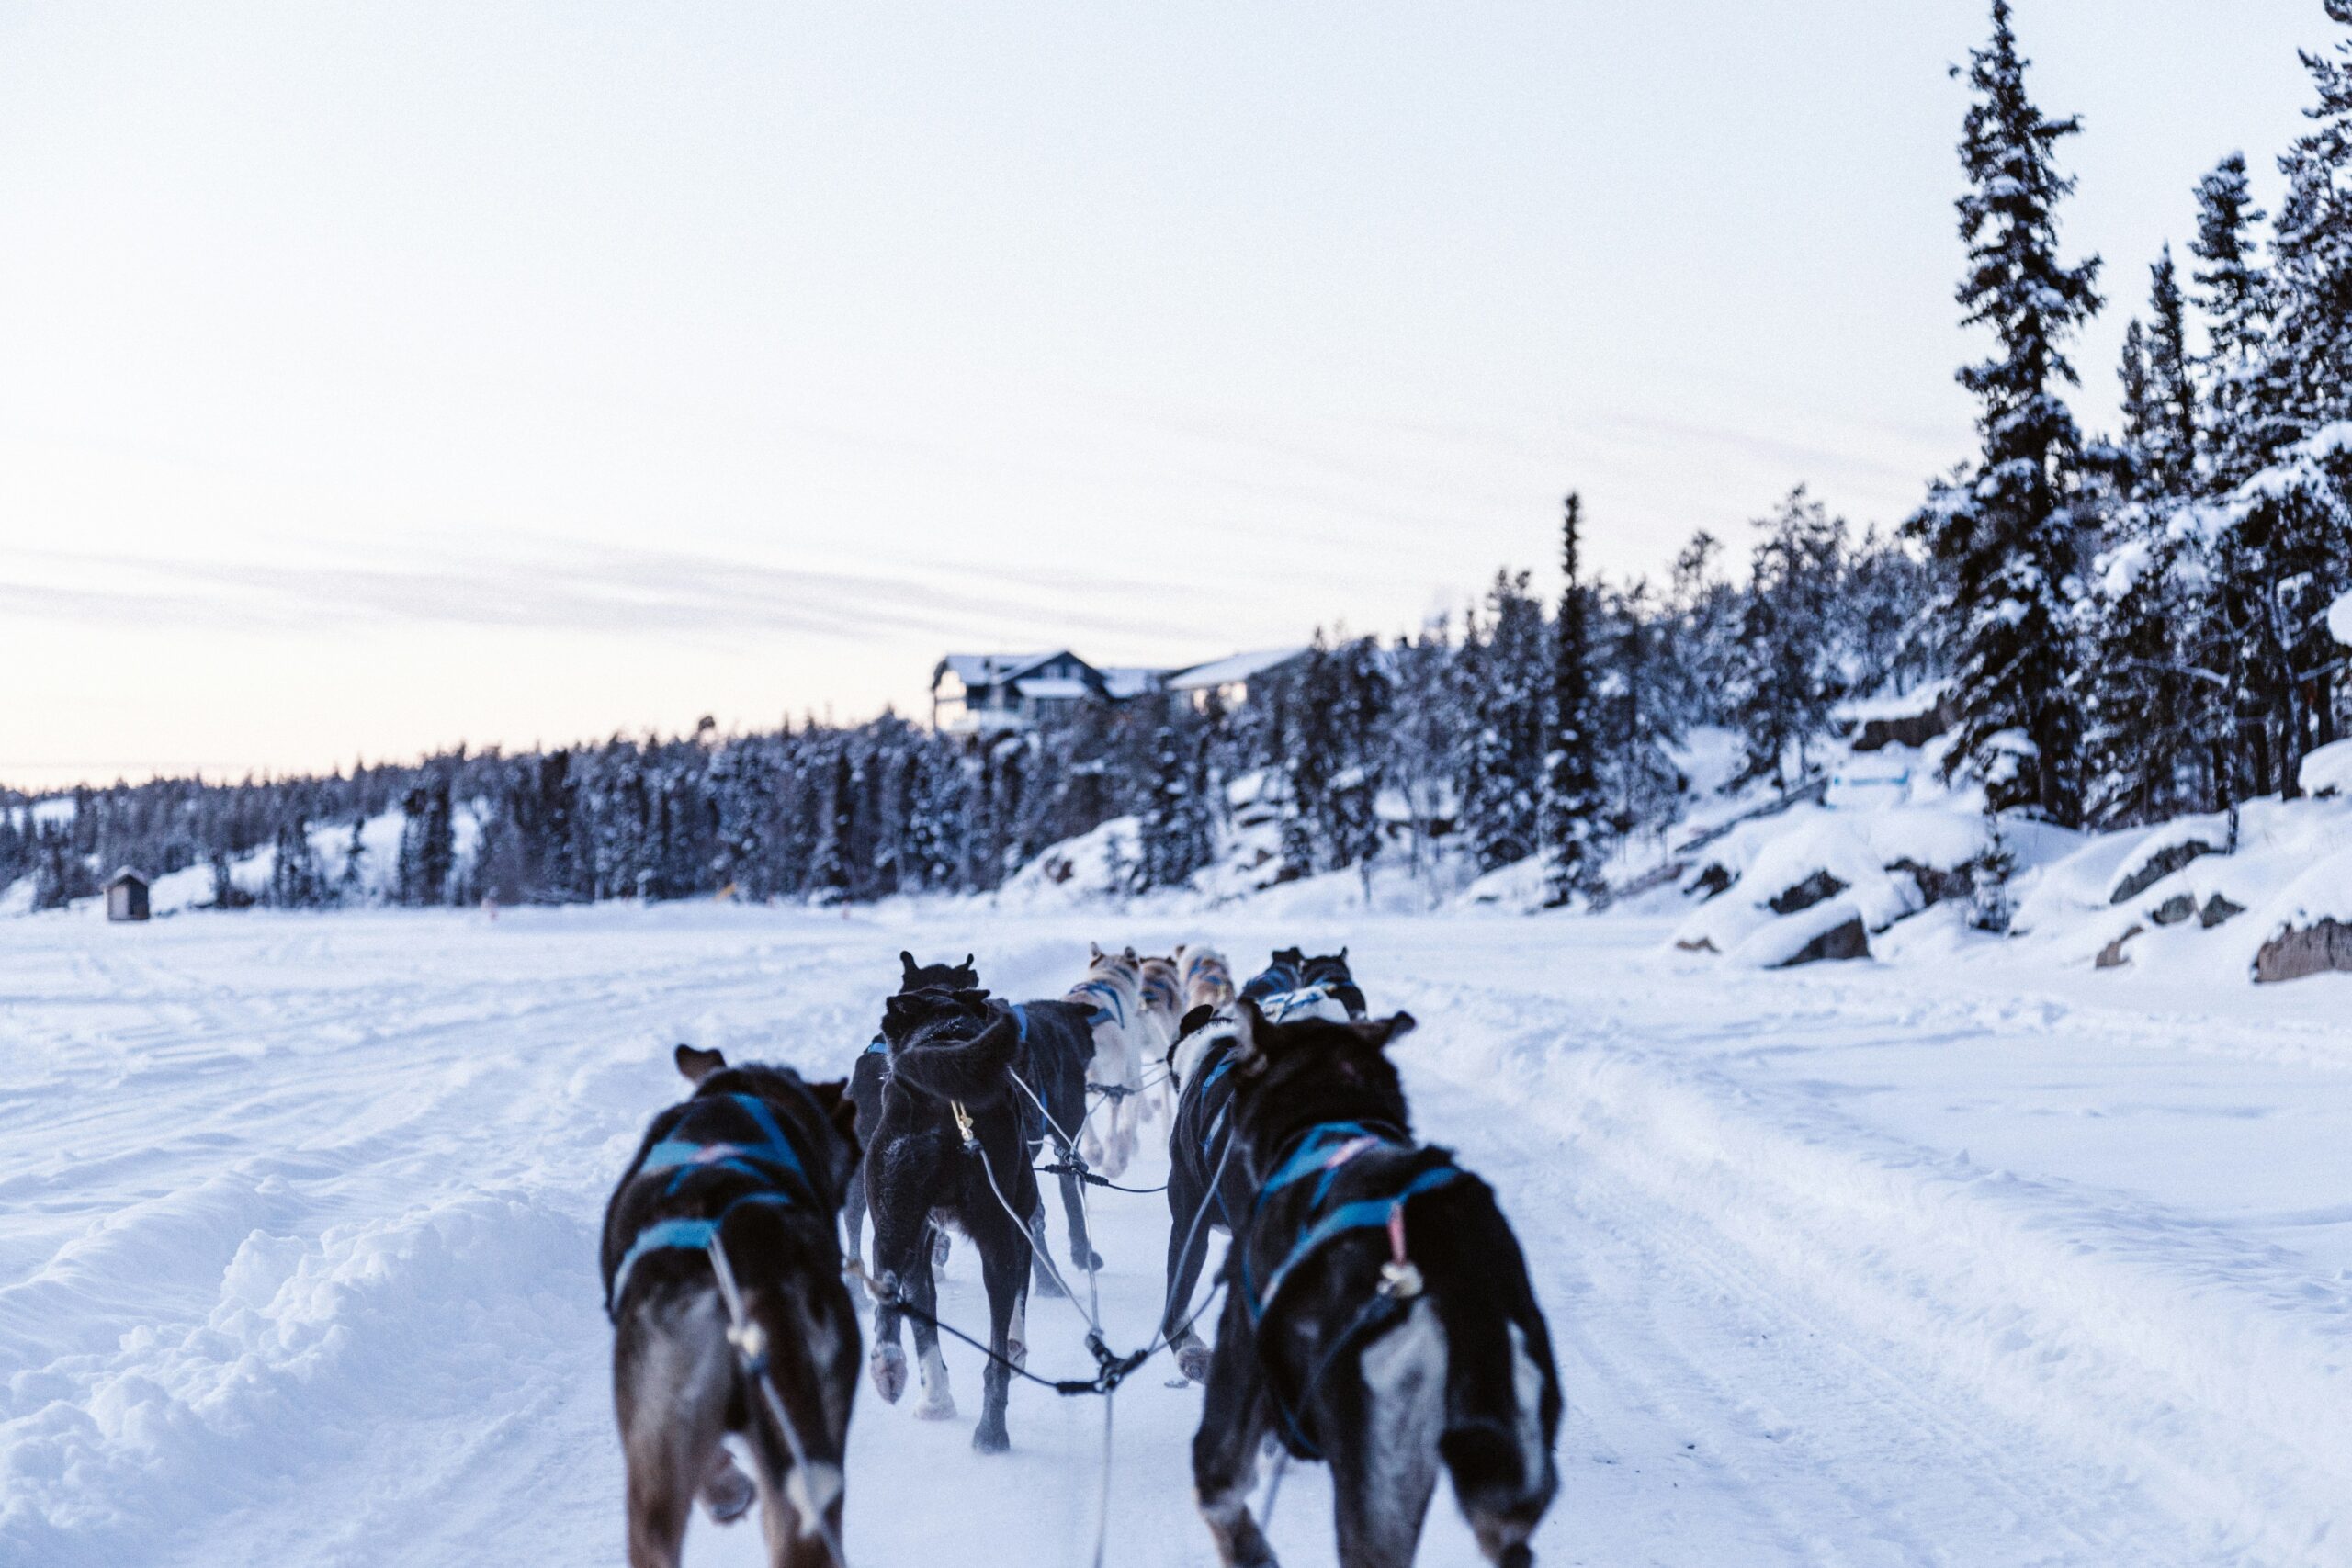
[607,1092,819,1321]
[607,1191,797,1317]
[864,1035,888,1056]
[1241,1120,1458,1327]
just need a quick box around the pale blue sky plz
[0,2,2329,785]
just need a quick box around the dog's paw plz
[916,1387,959,1422]
[1032,1264,1067,1299]
[700,1456,756,1525]
[870,1344,907,1404]
[1071,1246,1105,1272]
[1176,1343,1211,1384]
[972,1421,1011,1454]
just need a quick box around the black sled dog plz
[602,1045,863,1568]
[1239,947,1369,1021]
[842,951,978,1286]
[864,985,1036,1452]
[1191,1000,1562,1568]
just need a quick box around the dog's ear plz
[1338,946,1349,962]
[950,987,993,1013]
[900,951,920,982]
[882,993,922,1039]
[961,953,976,976]
[808,1076,861,1145]
[676,1043,727,1083]
[1090,941,1104,960]
[1177,1002,1216,1041]
[1124,945,1138,963]
[1354,1011,1415,1051]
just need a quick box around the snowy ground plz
[4,902,2349,1567]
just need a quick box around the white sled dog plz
[1067,943,1148,1178]
[1135,953,1185,1122]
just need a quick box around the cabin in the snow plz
[932,647,1313,738]
[105,868,151,922]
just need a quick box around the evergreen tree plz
[395,776,455,906]
[1911,0,2104,823]
[2141,247,2198,491]
[267,813,330,908]
[1541,493,1608,905]
[1733,488,1849,790]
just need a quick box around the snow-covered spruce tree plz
[395,775,455,906]
[2219,4,2352,795]
[2192,152,2270,466]
[1541,493,1607,906]
[806,746,853,904]
[1138,702,1214,892]
[2085,254,2211,825]
[1597,577,1687,841]
[1278,633,1339,880]
[1326,636,1391,884]
[1385,623,1460,884]
[1733,487,1850,792]
[267,812,330,908]
[1462,570,1547,874]
[1911,0,2103,824]
[336,814,370,904]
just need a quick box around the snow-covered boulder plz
[2301,739,2352,799]
[1724,897,1871,968]
[2248,844,2352,984]
[2108,817,2231,904]
[1840,680,1956,752]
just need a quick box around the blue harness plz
[1073,979,1127,1032]
[1241,1120,1464,1328]
[1243,960,1303,1000]
[606,1092,818,1319]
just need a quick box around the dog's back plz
[1174,943,1235,1013]
[603,1053,861,1568]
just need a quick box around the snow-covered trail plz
[3,905,2347,1567]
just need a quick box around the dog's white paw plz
[871,1344,907,1404]
[1176,1342,1211,1384]
[700,1455,756,1525]
[915,1388,959,1421]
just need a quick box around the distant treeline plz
[4,508,1939,912]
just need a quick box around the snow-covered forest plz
[7,0,2352,938]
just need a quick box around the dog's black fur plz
[1161,1002,1257,1382]
[1191,1002,1562,1568]
[1238,947,1368,1021]
[1238,947,1309,1005]
[991,995,1106,1290]
[864,985,1035,1452]
[1299,949,1369,1021]
[602,1046,863,1568]
[843,952,977,1283]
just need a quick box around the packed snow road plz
[3,903,2348,1567]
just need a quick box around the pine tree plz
[1911,0,2104,824]
[1733,487,1849,791]
[2142,247,2198,491]
[267,812,329,908]
[1541,493,1607,905]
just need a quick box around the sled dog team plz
[602,941,1561,1568]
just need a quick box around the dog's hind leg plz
[972,1234,1024,1453]
[1025,1204,1068,1297]
[1332,1301,1447,1568]
[840,1161,868,1301]
[616,1291,735,1568]
[1161,1185,1217,1384]
[1192,1310,1279,1568]
[905,1235,956,1422]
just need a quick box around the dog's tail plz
[888,1010,1019,1105]
[1424,1187,1560,1565]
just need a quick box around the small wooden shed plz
[105,868,151,922]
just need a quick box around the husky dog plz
[843,952,977,1288]
[1240,948,1368,1023]
[602,1046,863,1568]
[1135,954,1185,1121]
[1174,943,1236,1014]
[1191,1001,1562,1568]
[989,992,1107,1291]
[864,986,1035,1452]
[1160,1000,1258,1383]
[1068,943,1148,1178]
